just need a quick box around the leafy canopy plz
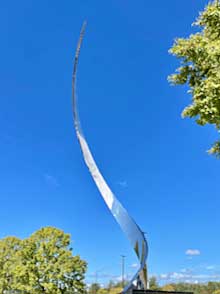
[149,276,160,290]
[169,0,220,157]
[88,281,125,294]
[0,227,87,293]
[94,278,220,294]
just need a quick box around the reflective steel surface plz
[72,22,148,293]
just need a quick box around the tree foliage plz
[161,284,175,291]
[93,279,220,294]
[169,0,220,157]
[149,276,160,290]
[89,283,101,294]
[88,281,123,294]
[0,227,87,293]
[169,281,220,294]
[0,236,21,292]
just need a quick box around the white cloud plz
[131,263,138,268]
[160,274,169,279]
[180,268,189,273]
[185,249,201,256]
[157,271,220,283]
[206,265,215,270]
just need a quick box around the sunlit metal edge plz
[71,22,148,293]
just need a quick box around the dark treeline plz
[87,279,220,294]
[148,277,220,294]
[160,281,220,294]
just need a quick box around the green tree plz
[0,236,21,293]
[97,288,108,294]
[149,276,160,290]
[169,282,220,294]
[207,282,220,294]
[106,280,115,292]
[108,287,123,294]
[162,284,175,291]
[89,283,101,294]
[0,227,87,294]
[93,280,125,294]
[169,0,220,157]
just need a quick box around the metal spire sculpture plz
[72,22,148,293]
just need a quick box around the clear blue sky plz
[1,0,219,287]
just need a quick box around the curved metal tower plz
[72,22,148,293]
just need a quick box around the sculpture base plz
[132,290,193,294]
